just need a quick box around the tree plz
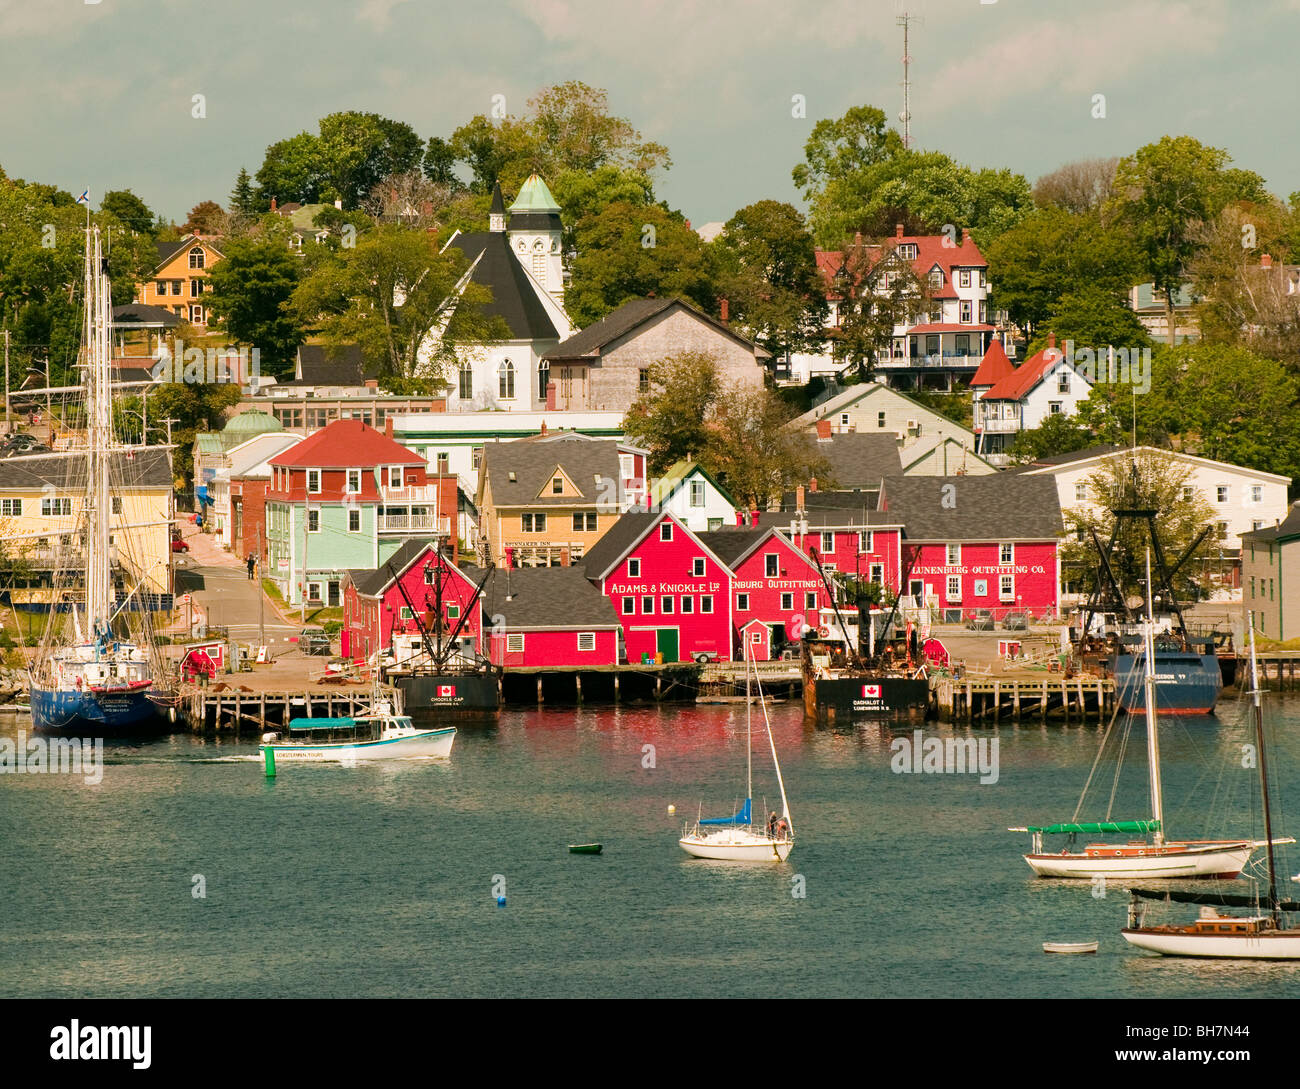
[1006,412,1096,464]
[983,207,1139,333]
[1060,449,1218,605]
[706,387,828,510]
[712,200,828,361]
[623,351,721,475]
[100,189,155,235]
[182,200,227,237]
[564,202,718,327]
[421,137,462,189]
[230,168,259,215]
[205,238,304,377]
[1110,135,1271,345]
[1025,286,1151,358]
[151,381,243,486]
[829,233,930,378]
[256,132,326,205]
[1032,158,1119,214]
[290,225,507,380]
[550,165,654,255]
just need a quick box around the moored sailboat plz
[679,646,793,862]
[1012,554,1257,879]
[1122,614,1300,959]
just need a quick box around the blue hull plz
[30,685,166,736]
[1113,651,1222,714]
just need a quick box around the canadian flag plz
[862,684,881,698]
[438,685,455,698]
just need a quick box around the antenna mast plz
[897,12,914,149]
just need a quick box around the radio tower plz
[897,11,914,149]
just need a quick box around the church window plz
[458,362,472,400]
[499,360,515,400]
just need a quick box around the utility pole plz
[897,12,915,150]
[3,329,9,429]
[301,501,309,626]
[258,523,265,648]
[161,416,178,447]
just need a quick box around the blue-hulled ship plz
[29,227,164,736]
[1107,629,1222,715]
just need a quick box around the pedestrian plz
[767,811,778,839]
[246,554,256,580]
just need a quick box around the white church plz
[429,175,575,412]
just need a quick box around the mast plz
[1247,613,1281,924]
[754,643,792,827]
[745,639,753,808]
[1143,551,1165,845]
[85,227,115,633]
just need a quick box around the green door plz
[656,628,679,663]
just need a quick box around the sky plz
[2,0,1298,224]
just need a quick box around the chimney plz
[796,484,806,513]
[815,418,832,440]
[270,197,278,213]
[895,223,904,239]
[546,382,557,410]
[1262,253,1274,270]
[809,477,819,493]
[685,219,691,231]
[385,417,394,439]
[1047,333,1056,349]
[962,228,971,245]
[720,298,729,323]
[364,379,378,391]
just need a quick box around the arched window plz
[498,360,515,400]
[188,246,205,269]
[458,362,473,400]
[538,359,549,401]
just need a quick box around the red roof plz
[816,232,988,300]
[970,340,1014,387]
[270,419,425,469]
[981,339,1065,402]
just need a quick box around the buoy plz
[496,896,506,907]
[667,804,676,815]
[263,747,276,778]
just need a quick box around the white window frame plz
[346,468,361,493]
[628,558,641,578]
[765,554,779,577]
[736,593,750,611]
[999,574,1015,602]
[307,508,320,533]
[701,596,714,614]
[692,557,705,577]
[577,632,596,652]
[859,530,872,552]
[946,543,960,566]
[506,633,524,653]
[1000,543,1013,565]
[348,508,361,533]
[947,575,961,600]
[622,596,635,615]
[781,592,794,611]
[680,596,693,614]
[820,531,834,553]
[307,468,321,494]
[689,480,705,508]
[0,499,20,516]
[642,596,654,615]
[660,522,673,542]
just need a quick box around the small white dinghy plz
[1043,941,1099,955]
[679,645,793,862]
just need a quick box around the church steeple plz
[506,174,564,302]
[488,182,506,233]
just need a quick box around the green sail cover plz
[1028,820,1160,835]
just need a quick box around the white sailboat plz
[679,645,793,862]
[1011,554,1260,880]
[1121,615,1300,959]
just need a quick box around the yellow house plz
[0,449,175,602]
[135,234,223,327]
[476,437,634,567]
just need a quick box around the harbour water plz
[4,692,1300,998]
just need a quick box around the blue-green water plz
[4,693,1300,998]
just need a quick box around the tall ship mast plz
[28,226,164,735]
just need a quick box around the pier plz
[1239,652,1300,691]
[933,674,1115,723]
[497,663,701,706]
[181,680,404,733]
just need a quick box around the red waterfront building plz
[341,540,485,663]
[473,565,622,667]
[583,511,734,663]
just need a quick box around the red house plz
[583,511,733,663]
[696,527,832,660]
[760,504,905,590]
[342,540,485,664]
[474,565,622,667]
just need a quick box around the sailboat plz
[1011,554,1259,880]
[29,227,163,735]
[679,644,793,862]
[1122,614,1300,958]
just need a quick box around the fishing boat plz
[259,705,455,767]
[1011,555,1258,880]
[679,646,793,862]
[1122,615,1300,958]
[30,227,166,736]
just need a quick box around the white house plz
[789,381,983,460]
[646,459,738,531]
[421,175,575,411]
[971,336,1093,466]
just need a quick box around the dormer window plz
[898,243,917,259]
[930,269,943,288]
[552,476,563,494]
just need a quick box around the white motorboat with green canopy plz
[1011,555,1260,880]
[679,647,793,862]
[260,702,454,773]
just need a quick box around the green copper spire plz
[508,174,561,214]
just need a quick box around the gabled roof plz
[815,231,987,301]
[811,432,902,488]
[695,526,817,574]
[226,432,304,478]
[878,475,1063,540]
[647,459,737,509]
[0,449,171,490]
[788,381,978,442]
[350,541,474,599]
[270,419,425,469]
[1241,502,1300,544]
[1014,444,1292,484]
[468,564,621,630]
[288,344,375,387]
[112,303,180,328]
[481,436,623,507]
[970,340,1014,388]
[544,297,769,362]
[981,339,1086,402]
[445,231,559,341]
[152,234,222,273]
[899,434,998,475]
[582,511,664,579]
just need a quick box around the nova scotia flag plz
[75,188,89,205]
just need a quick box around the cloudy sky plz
[3,0,1296,223]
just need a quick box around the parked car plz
[297,627,332,656]
[692,651,717,664]
[171,537,190,553]
[965,609,995,631]
[1001,611,1028,631]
